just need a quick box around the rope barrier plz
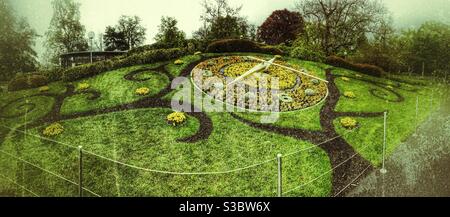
[283,152,361,195]
[333,164,371,197]
[0,124,276,175]
[0,172,39,197]
[0,149,101,197]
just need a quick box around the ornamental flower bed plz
[167,112,187,126]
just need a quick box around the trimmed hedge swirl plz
[326,56,385,77]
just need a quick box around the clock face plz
[191,56,328,112]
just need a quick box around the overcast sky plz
[8,0,450,61]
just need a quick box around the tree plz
[193,0,251,41]
[154,16,186,48]
[0,0,38,80]
[116,15,146,49]
[103,26,128,51]
[257,9,305,45]
[296,0,388,55]
[45,0,88,64]
[407,21,450,75]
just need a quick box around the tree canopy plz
[45,0,88,64]
[0,0,38,80]
[257,9,304,45]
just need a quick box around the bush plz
[43,123,64,137]
[167,112,187,126]
[340,117,358,129]
[61,48,187,82]
[135,87,150,96]
[326,56,385,77]
[39,86,50,92]
[77,83,90,91]
[290,46,326,62]
[8,73,49,91]
[206,39,284,55]
[344,91,356,98]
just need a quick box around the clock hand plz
[227,57,277,86]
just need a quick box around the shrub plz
[174,59,184,65]
[326,56,385,77]
[135,87,150,96]
[43,123,64,137]
[341,77,350,82]
[344,91,356,98]
[290,45,326,62]
[39,86,50,92]
[340,117,358,129]
[206,39,284,55]
[8,73,49,91]
[77,83,90,91]
[167,112,187,126]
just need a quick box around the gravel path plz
[348,87,450,197]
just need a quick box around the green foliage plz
[326,56,385,77]
[45,0,88,64]
[257,9,304,45]
[154,16,186,48]
[408,21,450,74]
[0,0,38,80]
[206,39,283,55]
[8,73,49,91]
[290,40,326,62]
[60,48,187,82]
[103,26,129,51]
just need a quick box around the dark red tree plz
[257,9,304,45]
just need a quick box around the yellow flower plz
[43,123,64,136]
[39,86,50,92]
[340,117,357,129]
[167,112,187,126]
[386,85,394,90]
[77,83,90,91]
[174,59,184,65]
[135,87,150,96]
[342,77,350,82]
[344,91,356,98]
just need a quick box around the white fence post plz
[380,112,388,174]
[78,146,83,197]
[277,153,282,197]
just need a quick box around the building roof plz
[60,51,128,58]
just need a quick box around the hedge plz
[60,48,188,82]
[325,56,385,77]
[8,73,49,91]
[206,39,284,55]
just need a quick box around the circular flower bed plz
[191,56,328,112]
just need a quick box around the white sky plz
[9,0,450,61]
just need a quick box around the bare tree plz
[296,0,388,55]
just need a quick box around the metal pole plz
[277,153,282,197]
[415,95,419,135]
[380,112,387,174]
[78,146,83,197]
[430,89,433,113]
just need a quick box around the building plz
[59,51,127,68]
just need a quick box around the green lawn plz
[0,53,446,197]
